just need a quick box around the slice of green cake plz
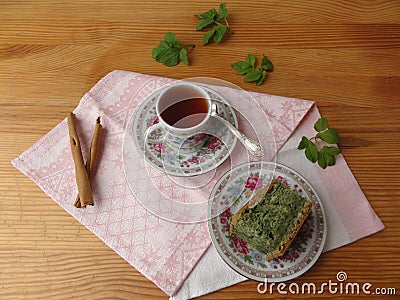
[230,179,313,260]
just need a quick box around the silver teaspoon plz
[210,103,265,157]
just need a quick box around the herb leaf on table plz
[152,32,195,66]
[232,54,273,85]
[195,3,233,45]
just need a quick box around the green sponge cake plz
[230,179,313,260]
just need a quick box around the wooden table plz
[1,1,399,299]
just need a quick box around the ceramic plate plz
[208,161,326,282]
[132,85,238,177]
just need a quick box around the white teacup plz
[145,82,212,153]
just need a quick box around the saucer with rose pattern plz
[208,161,327,282]
[132,86,238,177]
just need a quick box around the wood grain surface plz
[1,1,399,299]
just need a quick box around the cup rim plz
[156,82,211,133]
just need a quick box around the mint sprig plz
[298,117,341,169]
[152,32,195,66]
[195,3,233,45]
[231,54,273,86]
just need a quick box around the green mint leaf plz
[318,151,327,169]
[179,48,188,66]
[218,3,228,19]
[164,32,179,45]
[261,54,273,71]
[197,4,232,45]
[298,136,310,150]
[256,70,267,86]
[305,142,318,163]
[231,61,253,75]
[214,24,227,43]
[196,8,217,20]
[246,54,256,67]
[318,147,337,169]
[233,54,273,85]
[325,153,336,166]
[196,18,214,30]
[316,128,340,144]
[244,68,262,82]
[299,116,341,169]
[202,28,216,45]
[320,146,338,167]
[151,46,164,59]
[162,49,180,66]
[152,41,170,59]
[152,33,193,66]
[152,47,170,62]
[314,117,328,132]
[151,48,159,59]
[321,146,341,156]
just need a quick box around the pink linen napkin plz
[11,71,384,297]
[171,104,385,299]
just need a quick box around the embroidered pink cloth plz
[12,71,384,297]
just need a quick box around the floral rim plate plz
[208,161,327,282]
[132,85,238,177]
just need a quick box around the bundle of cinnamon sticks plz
[67,112,103,208]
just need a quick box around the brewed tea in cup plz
[145,82,211,153]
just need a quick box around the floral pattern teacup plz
[145,82,211,153]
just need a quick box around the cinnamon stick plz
[67,112,94,208]
[74,117,102,208]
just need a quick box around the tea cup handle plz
[144,123,165,144]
